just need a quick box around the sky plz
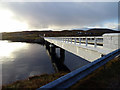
[0,1,119,32]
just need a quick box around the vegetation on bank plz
[1,31,45,43]
[2,72,68,90]
[70,55,120,89]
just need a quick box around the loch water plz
[0,40,90,84]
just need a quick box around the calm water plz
[0,40,90,85]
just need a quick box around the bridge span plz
[44,33,120,62]
[37,33,120,89]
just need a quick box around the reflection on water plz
[0,40,90,85]
[0,41,28,62]
[1,41,54,84]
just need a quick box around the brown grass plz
[2,72,68,90]
[70,55,120,89]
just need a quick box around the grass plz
[70,55,120,89]
[2,72,68,90]
[1,32,44,43]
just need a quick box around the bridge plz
[37,33,120,89]
[44,33,120,62]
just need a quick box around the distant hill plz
[87,28,115,32]
[61,28,120,36]
[83,28,119,36]
[1,28,120,37]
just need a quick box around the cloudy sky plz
[0,1,119,32]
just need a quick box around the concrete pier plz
[45,43,70,72]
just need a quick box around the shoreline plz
[2,38,45,45]
[2,72,68,89]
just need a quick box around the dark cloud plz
[1,2,118,30]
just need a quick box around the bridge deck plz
[44,37,115,62]
[65,41,113,55]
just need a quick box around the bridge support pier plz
[60,48,65,62]
[49,44,56,54]
[45,43,70,72]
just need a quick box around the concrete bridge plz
[44,33,120,62]
[37,33,120,89]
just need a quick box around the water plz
[0,40,90,85]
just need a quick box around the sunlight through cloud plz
[0,9,28,32]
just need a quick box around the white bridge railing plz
[46,36,103,48]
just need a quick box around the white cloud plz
[104,22,118,30]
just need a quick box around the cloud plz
[104,22,118,29]
[1,2,118,30]
[1,0,120,2]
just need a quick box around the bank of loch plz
[2,72,68,89]
[70,55,120,89]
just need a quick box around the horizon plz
[1,28,118,33]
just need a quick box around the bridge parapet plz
[45,36,103,48]
[44,33,120,50]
